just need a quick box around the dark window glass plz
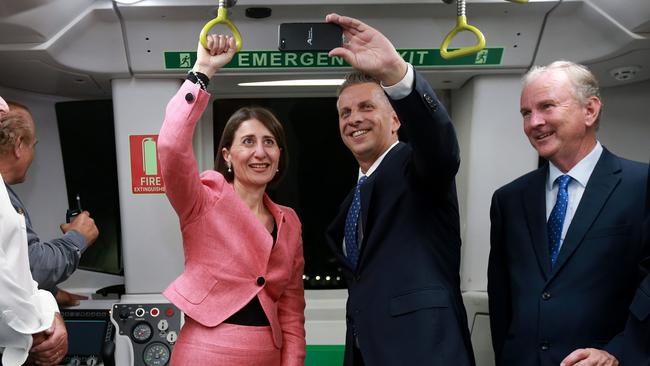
[213,98,357,289]
[56,100,122,275]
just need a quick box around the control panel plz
[60,309,114,366]
[111,296,182,366]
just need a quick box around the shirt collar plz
[357,141,400,181]
[547,141,603,189]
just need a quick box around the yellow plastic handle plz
[440,15,486,60]
[505,0,529,3]
[199,7,242,51]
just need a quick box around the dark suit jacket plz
[621,162,650,365]
[622,259,650,365]
[488,148,649,366]
[326,71,475,366]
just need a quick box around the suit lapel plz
[326,190,355,270]
[524,167,552,279]
[356,143,405,269]
[356,175,375,269]
[359,176,374,238]
[327,143,404,272]
[264,194,285,244]
[550,149,621,277]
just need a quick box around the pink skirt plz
[170,317,281,366]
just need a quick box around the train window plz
[56,100,123,275]
[213,97,357,289]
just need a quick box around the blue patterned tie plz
[345,176,367,268]
[547,175,571,267]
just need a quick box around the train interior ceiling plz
[1,1,649,365]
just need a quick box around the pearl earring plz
[227,162,232,173]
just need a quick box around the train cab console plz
[110,295,183,366]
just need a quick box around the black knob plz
[256,277,265,286]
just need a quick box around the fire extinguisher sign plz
[130,135,165,194]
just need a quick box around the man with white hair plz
[0,96,67,366]
[488,61,649,366]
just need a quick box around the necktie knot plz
[358,175,368,186]
[557,174,571,191]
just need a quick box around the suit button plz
[540,341,550,351]
[354,275,361,282]
[542,292,551,300]
[185,93,194,103]
[256,276,265,286]
[423,93,437,110]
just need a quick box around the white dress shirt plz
[545,142,603,251]
[0,174,58,366]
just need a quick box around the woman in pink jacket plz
[158,35,306,366]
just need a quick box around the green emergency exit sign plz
[164,48,503,69]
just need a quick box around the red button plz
[165,307,175,317]
[151,308,160,317]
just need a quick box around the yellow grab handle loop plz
[505,0,529,3]
[440,15,486,60]
[199,7,243,51]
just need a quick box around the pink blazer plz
[158,81,306,365]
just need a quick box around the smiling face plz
[222,118,281,190]
[337,82,400,172]
[520,69,600,172]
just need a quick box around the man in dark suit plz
[619,162,650,366]
[488,61,649,366]
[324,13,475,366]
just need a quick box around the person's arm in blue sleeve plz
[6,184,98,293]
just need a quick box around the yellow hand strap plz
[440,0,486,60]
[199,5,243,51]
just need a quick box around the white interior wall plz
[112,78,185,294]
[598,79,650,163]
[454,75,538,292]
[0,86,71,241]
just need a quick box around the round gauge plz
[131,322,153,343]
[143,342,171,366]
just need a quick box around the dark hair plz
[0,101,33,156]
[337,71,380,96]
[215,106,288,188]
